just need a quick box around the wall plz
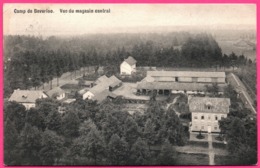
[191,112,227,133]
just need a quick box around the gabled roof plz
[124,56,136,66]
[189,97,230,113]
[147,71,226,78]
[109,75,122,87]
[90,75,122,94]
[46,87,65,97]
[9,89,47,103]
[94,75,109,85]
[93,90,117,103]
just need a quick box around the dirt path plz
[208,134,215,165]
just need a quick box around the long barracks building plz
[137,71,227,95]
[146,71,226,83]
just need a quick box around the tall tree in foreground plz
[19,123,42,165]
[107,134,129,165]
[39,129,65,165]
[4,118,20,165]
[82,127,106,165]
[128,137,151,165]
[157,139,177,165]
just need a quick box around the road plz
[229,73,256,114]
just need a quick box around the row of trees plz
[4,33,254,97]
[219,84,257,165]
[4,97,185,165]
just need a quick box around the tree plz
[123,116,139,147]
[82,127,106,165]
[107,134,129,165]
[205,83,219,96]
[157,139,176,165]
[4,118,20,165]
[18,123,42,165]
[4,101,26,133]
[26,108,45,131]
[129,137,151,165]
[164,109,185,146]
[39,129,65,165]
[45,111,62,133]
[79,119,97,136]
[143,118,156,151]
[62,112,80,138]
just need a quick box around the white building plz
[46,87,66,100]
[120,56,137,75]
[8,89,48,110]
[189,97,230,133]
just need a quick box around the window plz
[208,116,211,119]
[208,106,211,110]
[194,116,198,120]
[195,126,198,129]
[201,116,204,120]
[215,116,218,120]
[214,127,218,130]
[201,126,204,129]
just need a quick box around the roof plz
[9,89,47,103]
[142,76,155,82]
[93,90,117,103]
[94,75,109,85]
[78,88,89,95]
[89,75,122,95]
[137,81,226,92]
[46,87,65,97]
[63,98,76,104]
[189,97,230,113]
[109,75,122,87]
[124,56,137,66]
[147,71,226,78]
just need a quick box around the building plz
[189,97,230,133]
[83,75,122,102]
[120,56,137,75]
[46,87,66,100]
[136,81,226,95]
[146,71,226,83]
[8,89,48,109]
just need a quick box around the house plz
[8,89,48,110]
[146,71,226,83]
[82,75,122,102]
[46,87,66,100]
[120,56,137,75]
[189,97,230,133]
[97,66,104,75]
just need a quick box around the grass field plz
[175,152,209,165]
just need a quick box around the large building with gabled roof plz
[189,97,230,133]
[8,89,48,109]
[82,75,122,102]
[146,71,226,83]
[120,56,137,75]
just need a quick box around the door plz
[207,126,211,133]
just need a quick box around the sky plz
[4,4,256,36]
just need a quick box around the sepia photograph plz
[3,3,257,166]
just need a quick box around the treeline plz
[4,98,185,165]
[4,33,254,97]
